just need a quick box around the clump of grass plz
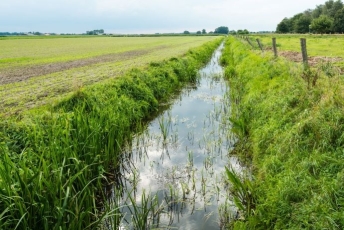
[126,190,159,230]
[301,67,319,89]
[318,59,340,78]
[225,167,255,220]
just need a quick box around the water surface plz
[117,43,240,229]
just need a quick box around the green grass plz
[0,37,223,230]
[248,34,344,65]
[0,35,98,40]
[0,36,218,117]
[0,36,218,68]
[222,36,344,229]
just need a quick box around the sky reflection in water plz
[119,43,240,230]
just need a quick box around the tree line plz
[86,29,104,35]
[276,0,344,34]
[184,26,230,35]
[0,32,27,36]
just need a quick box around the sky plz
[1,0,327,34]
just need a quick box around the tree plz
[312,5,324,19]
[196,31,202,34]
[311,15,334,34]
[237,29,249,34]
[294,14,312,33]
[183,30,190,34]
[229,30,236,35]
[214,26,229,34]
[86,29,104,35]
[275,0,344,33]
[202,29,207,34]
[303,9,313,18]
[310,1,343,19]
[323,0,343,18]
[333,8,344,33]
[288,13,304,33]
[331,0,343,17]
[276,18,290,33]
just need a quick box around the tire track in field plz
[0,49,152,85]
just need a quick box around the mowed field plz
[0,36,218,117]
[248,34,344,67]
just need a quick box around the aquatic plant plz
[158,113,172,143]
[225,167,255,219]
[126,190,158,230]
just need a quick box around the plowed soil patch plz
[278,50,342,66]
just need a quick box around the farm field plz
[247,34,344,67]
[0,36,218,117]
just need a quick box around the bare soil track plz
[278,50,342,66]
[0,50,149,85]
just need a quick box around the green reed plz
[127,190,158,230]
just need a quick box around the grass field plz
[0,36,218,117]
[246,34,344,68]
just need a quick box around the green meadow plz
[247,34,344,67]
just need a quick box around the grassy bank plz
[0,37,223,230]
[222,36,344,229]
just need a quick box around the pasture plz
[247,34,344,67]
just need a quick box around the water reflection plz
[116,43,240,229]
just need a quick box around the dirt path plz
[277,50,342,66]
[0,49,150,85]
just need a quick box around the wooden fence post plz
[272,38,278,58]
[300,38,308,68]
[246,37,254,47]
[256,39,263,52]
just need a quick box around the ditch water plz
[113,43,241,229]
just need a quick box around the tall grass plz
[0,37,223,230]
[222,36,344,229]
